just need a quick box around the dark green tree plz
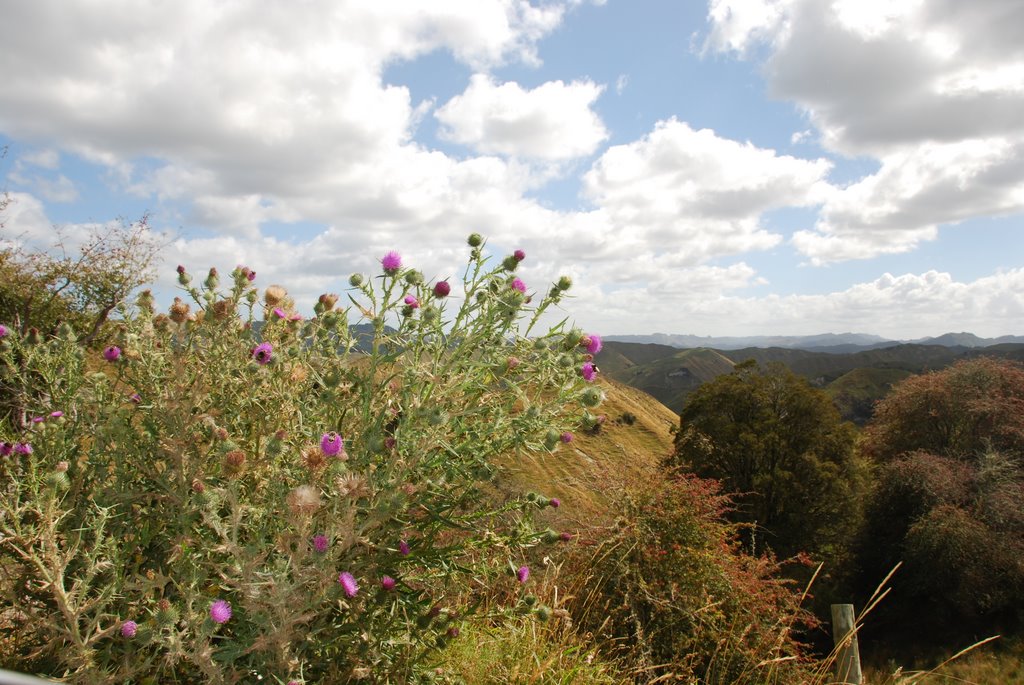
[667,360,866,562]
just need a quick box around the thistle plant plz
[0,235,598,683]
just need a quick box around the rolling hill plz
[597,340,1024,422]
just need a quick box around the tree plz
[856,358,1024,637]
[668,360,866,562]
[0,216,160,342]
[861,356,1024,463]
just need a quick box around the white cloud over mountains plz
[1,1,1022,337]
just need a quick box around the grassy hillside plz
[826,367,914,425]
[602,346,735,413]
[495,376,678,523]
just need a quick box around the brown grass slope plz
[494,376,678,525]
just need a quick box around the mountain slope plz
[602,346,735,413]
[496,376,678,523]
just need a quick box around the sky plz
[1,0,1023,339]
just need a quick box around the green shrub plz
[0,236,594,683]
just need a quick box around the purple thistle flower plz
[560,431,574,444]
[320,432,343,457]
[273,307,287,319]
[338,571,359,598]
[511,278,527,293]
[549,498,561,508]
[50,411,64,418]
[399,540,411,556]
[289,313,303,322]
[252,342,273,365]
[381,251,402,274]
[209,599,232,624]
[585,334,603,356]
[380,575,397,591]
[0,443,11,457]
[247,270,256,282]
[516,566,530,584]
[513,249,526,262]
[581,362,597,382]
[560,532,573,542]
[404,294,419,308]
[129,393,142,404]
[313,534,329,553]
[433,280,451,298]
[31,416,44,423]
[0,324,8,338]
[14,443,32,455]
[103,345,121,362]
[121,620,138,638]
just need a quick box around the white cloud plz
[796,138,1024,264]
[576,267,1024,340]
[435,74,608,160]
[707,0,1024,263]
[582,118,830,261]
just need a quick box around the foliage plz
[856,359,1024,639]
[0,217,161,343]
[570,471,819,684]
[861,357,1024,463]
[0,236,594,683]
[668,360,866,562]
[857,449,1024,637]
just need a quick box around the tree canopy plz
[668,360,865,561]
[861,356,1024,462]
[856,357,1024,636]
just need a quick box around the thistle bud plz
[287,485,321,516]
[264,285,287,307]
[349,273,364,287]
[502,255,519,272]
[204,268,219,290]
[467,233,483,247]
[581,387,604,408]
[155,599,178,627]
[136,289,155,314]
[318,293,339,311]
[169,298,191,324]
[556,275,573,291]
[223,449,246,477]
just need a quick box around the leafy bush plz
[861,357,1024,463]
[857,358,1024,639]
[668,361,867,563]
[857,450,1024,637]
[0,236,596,683]
[569,471,819,684]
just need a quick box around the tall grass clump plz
[0,235,595,683]
[569,471,820,684]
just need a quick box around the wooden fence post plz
[831,603,863,684]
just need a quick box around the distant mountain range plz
[596,339,1024,425]
[604,332,1024,353]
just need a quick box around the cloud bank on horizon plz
[1,0,1022,338]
